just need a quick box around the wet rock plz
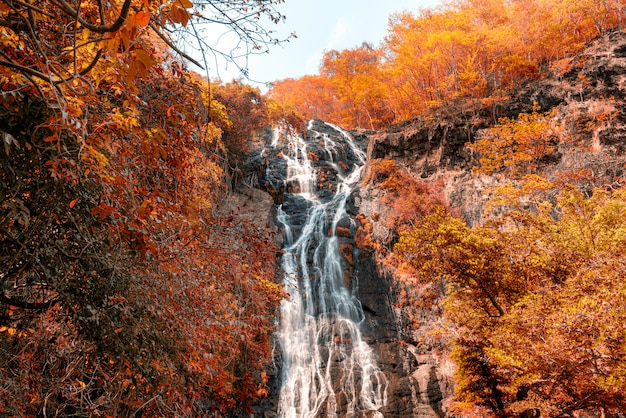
[354,251,455,417]
[343,269,352,288]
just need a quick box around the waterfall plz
[272,120,387,417]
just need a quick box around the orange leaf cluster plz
[365,158,448,232]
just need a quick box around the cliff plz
[365,29,626,227]
[251,29,626,417]
[353,28,626,417]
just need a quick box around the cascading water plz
[272,120,387,417]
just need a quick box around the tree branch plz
[0,17,29,32]
[0,290,59,310]
[1,265,59,311]
[54,0,133,33]
[0,58,55,83]
[149,23,205,69]
[6,0,55,19]
[466,271,505,317]
[0,49,102,87]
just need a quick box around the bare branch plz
[7,0,56,19]
[149,23,205,69]
[0,49,103,87]
[0,290,59,310]
[0,266,59,311]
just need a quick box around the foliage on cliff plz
[363,158,448,232]
[395,187,626,417]
[391,101,626,416]
[0,0,293,415]
[269,0,623,129]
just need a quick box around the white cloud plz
[325,17,352,51]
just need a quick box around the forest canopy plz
[269,0,623,129]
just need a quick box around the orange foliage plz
[269,75,338,123]
[320,43,395,129]
[269,0,624,128]
[0,0,286,415]
[355,213,382,253]
[365,158,448,232]
[469,103,570,178]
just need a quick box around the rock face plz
[365,101,496,226]
[225,185,282,246]
[354,255,456,418]
[359,29,626,417]
[367,29,626,226]
[252,29,626,417]
[354,30,626,416]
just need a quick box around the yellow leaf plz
[120,29,130,52]
[133,49,153,78]
[178,0,193,8]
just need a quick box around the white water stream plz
[274,121,387,417]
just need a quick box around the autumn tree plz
[468,103,569,179]
[0,0,290,98]
[268,44,400,128]
[0,0,288,415]
[394,186,626,416]
[383,0,623,120]
[320,42,394,129]
[268,75,341,123]
[388,62,626,414]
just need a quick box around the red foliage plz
[0,4,285,415]
[365,158,448,232]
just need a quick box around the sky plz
[203,0,442,89]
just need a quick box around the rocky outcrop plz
[364,101,498,226]
[357,29,626,417]
[355,255,456,417]
[227,186,281,244]
[355,28,626,417]
[367,29,626,227]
